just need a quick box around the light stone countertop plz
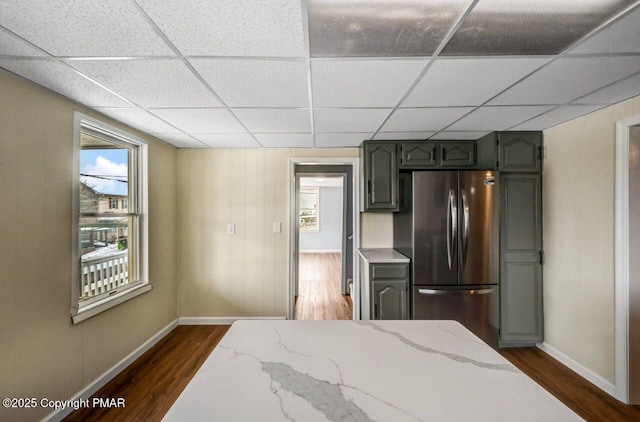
[358,248,410,263]
[163,320,582,422]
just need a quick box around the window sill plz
[71,283,152,324]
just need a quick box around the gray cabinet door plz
[400,142,438,168]
[440,142,476,167]
[499,132,542,173]
[363,142,398,211]
[499,174,543,346]
[372,279,408,320]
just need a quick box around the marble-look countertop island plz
[163,320,581,422]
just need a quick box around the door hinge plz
[538,145,544,160]
[538,250,545,265]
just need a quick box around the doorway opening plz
[295,176,350,320]
[288,160,359,321]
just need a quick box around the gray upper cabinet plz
[440,142,476,167]
[362,142,398,211]
[400,142,438,168]
[499,132,542,173]
[499,173,543,347]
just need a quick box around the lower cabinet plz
[360,261,409,320]
[372,280,408,320]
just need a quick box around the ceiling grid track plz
[370,0,481,140]
[300,0,317,148]
[129,0,265,148]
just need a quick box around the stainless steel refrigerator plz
[394,171,500,348]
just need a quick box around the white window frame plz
[71,112,150,324]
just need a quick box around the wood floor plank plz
[295,252,352,320]
[64,325,228,422]
[501,347,640,422]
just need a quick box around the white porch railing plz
[81,250,128,299]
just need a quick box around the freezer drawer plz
[412,286,499,348]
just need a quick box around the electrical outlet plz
[227,223,235,235]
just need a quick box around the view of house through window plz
[79,132,137,301]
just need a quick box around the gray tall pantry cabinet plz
[492,132,544,347]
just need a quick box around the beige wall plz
[177,148,392,317]
[543,95,640,383]
[0,69,178,421]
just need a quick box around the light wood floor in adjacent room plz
[294,252,353,320]
[64,325,640,422]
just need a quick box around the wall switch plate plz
[227,223,235,235]
[273,222,282,233]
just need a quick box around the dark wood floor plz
[295,252,353,320]
[64,325,228,422]
[65,325,640,421]
[501,347,640,422]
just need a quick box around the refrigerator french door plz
[394,171,500,347]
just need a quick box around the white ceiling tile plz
[448,106,553,131]
[0,0,173,56]
[570,7,640,55]
[381,108,474,132]
[190,59,308,107]
[0,29,46,56]
[95,108,181,134]
[233,109,311,133]
[70,59,221,108]
[136,0,305,57]
[150,109,246,133]
[430,131,490,140]
[314,109,392,132]
[311,60,427,107]
[0,58,132,107]
[373,132,436,140]
[574,72,640,105]
[151,133,207,148]
[254,134,314,148]
[489,56,640,106]
[403,57,551,107]
[315,133,373,148]
[510,105,606,131]
[193,134,261,148]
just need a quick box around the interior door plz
[458,171,500,286]
[412,171,458,286]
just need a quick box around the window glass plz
[300,187,320,231]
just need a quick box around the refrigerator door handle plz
[418,288,494,295]
[447,189,457,271]
[461,189,470,270]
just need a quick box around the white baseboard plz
[299,249,341,253]
[43,319,179,422]
[178,316,287,325]
[537,342,618,399]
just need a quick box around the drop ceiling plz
[1,0,640,148]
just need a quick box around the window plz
[299,187,320,231]
[72,113,149,324]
